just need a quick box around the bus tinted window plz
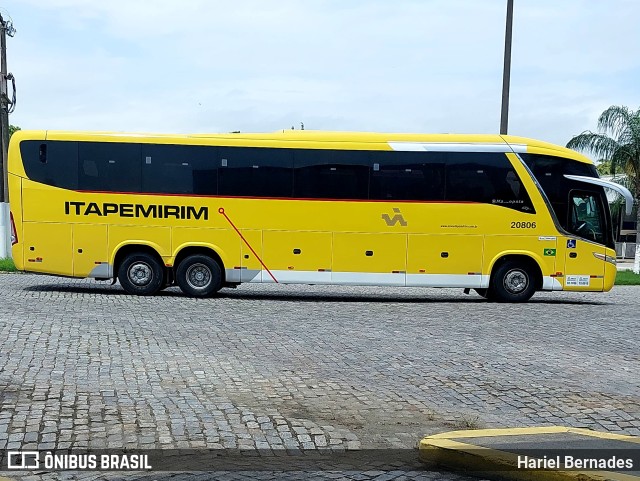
[521,153,598,207]
[522,153,598,179]
[370,151,445,201]
[294,149,370,199]
[219,147,293,197]
[521,153,612,247]
[79,142,141,192]
[20,140,79,190]
[142,144,218,195]
[446,152,534,212]
[20,141,532,211]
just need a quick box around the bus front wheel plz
[489,261,536,303]
[176,255,222,297]
[118,252,164,296]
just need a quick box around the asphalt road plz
[0,274,638,480]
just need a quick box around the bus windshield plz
[521,153,613,248]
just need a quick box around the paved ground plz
[0,273,638,480]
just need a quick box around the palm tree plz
[567,105,640,274]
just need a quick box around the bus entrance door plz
[560,238,605,291]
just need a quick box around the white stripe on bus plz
[388,142,527,153]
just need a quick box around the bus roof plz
[13,129,594,164]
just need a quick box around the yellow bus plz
[8,130,633,302]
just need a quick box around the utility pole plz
[500,0,514,135]
[0,13,15,259]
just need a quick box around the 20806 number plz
[511,221,537,229]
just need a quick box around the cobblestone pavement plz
[0,274,638,480]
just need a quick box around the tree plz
[595,159,612,176]
[9,125,20,137]
[567,105,640,274]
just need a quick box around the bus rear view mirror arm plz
[564,174,634,216]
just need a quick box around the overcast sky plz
[2,0,639,147]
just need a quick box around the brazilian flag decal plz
[544,248,557,256]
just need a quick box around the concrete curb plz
[419,426,640,481]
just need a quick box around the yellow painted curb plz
[0,477,16,481]
[420,426,640,481]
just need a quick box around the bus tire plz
[489,261,536,303]
[118,252,164,296]
[176,254,222,297]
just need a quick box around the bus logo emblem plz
[382,208,407,227]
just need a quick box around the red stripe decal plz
[218,207,278,283]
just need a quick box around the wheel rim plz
[186,263,212,290]
[128,262,153,286]
[503,269,528,294]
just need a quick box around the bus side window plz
[369,151,445,201]
[293,149,370,200]
[20,141,45,183]
[446,152,535,212]
[142,144,218,195]
[219,147,293,198]
[20,140,79,190]
[446,157,493,202]
[78,142,141,192]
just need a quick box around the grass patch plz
[0,257,16,272]
[449,414,483,430]
[616,269,640,285]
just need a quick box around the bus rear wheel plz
[118,252,164,296]
[489,261,536,303]
[176,255,222,297]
